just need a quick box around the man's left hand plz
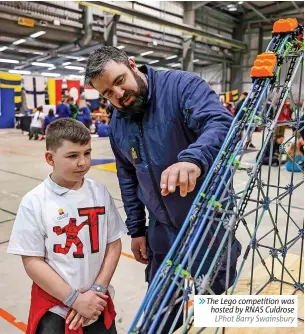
[160,162,201,197]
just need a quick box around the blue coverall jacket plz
[109,65,234,236]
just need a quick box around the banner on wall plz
[23,75,45,109]
[67,80,80,104]
[48,79,62,106]
[0,72,22,108]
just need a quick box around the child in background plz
[8,118,126,333]
[97,120,110,137]
[67,97,79,119]
[29,106,45,140]
[261,134,284,166]
[43,109,57,133]
[56,97,71,118]
[286,143,304,172]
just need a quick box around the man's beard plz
[117,71,148,117]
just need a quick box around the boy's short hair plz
[46,118,91,151]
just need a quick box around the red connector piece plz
[250,52,277,78]
[272,18,298,33]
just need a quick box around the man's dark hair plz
[85,46,130,86]
[46,118,91,151]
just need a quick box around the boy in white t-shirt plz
[8,118,127,333]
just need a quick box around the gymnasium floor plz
[0,128,303,334]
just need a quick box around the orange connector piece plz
[250,52,277,78]
[272,18,298,33]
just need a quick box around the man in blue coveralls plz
[85,47,241,331]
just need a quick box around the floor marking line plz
[0,219,15,225]
[0,207,16,216]
[0,308,27,332]
[0,148,44,160]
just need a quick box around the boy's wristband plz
[90,284,107,294]
[63,288,79,307]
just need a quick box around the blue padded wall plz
[0,88,15,128]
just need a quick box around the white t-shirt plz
[30,111,44,128]
[7,176,127,319]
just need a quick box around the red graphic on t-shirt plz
[78,207,105,253]
[53,218,89,258]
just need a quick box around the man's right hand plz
[131,236,149,264]
[72,290,108,320]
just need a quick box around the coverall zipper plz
[138,121,177,231]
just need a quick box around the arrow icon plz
[199,298,206,304]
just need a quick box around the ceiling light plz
[129,56,135,59]
[228,7,238,11]
[117,45,125,49]
[41,72,61,77]
[0,59,19,63]
[9,70,31,74]
[0,46,8,52]
[32,62,54,67]
[193,59,199,63]
[62,62,71,66]
[227,4,236,8]
[47,67,56,71]
[64,65,84,70]
[170,63,181,68]
[238,1,244,4]
[140,51,154,56]
[149,60,159,64]
[32,51,44,55]
[30,31,46,38]
[152,40,158,46]
[166,55,178,60]
[69,74,83,79]
[77,57,86,61]
[13,39,27,45]
[62,55,79,60]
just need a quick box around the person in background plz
[286,142,304,172]
[43,109,57,133]
[261,134,284,166]
[234,92,248,116]
[67,97,79,119]
[80,102,92,129]
[97,119,110,137]
[29,106,45,141]
[95,114,103,134]
[276,97,292,137]
[56,97,71,119]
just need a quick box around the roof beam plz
[243,2,272,23]
[192,1,211,10]
[291,1,299,10]
[80,1,246,49]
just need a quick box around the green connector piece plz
[180,269,191,278]
[200,192,206,198]
[233,159,241,167]
[174,264,190,278]
[167,259,173,266]
[254,116,261,121]
[213,201,222,209]
[208,195,215,206]
[228,153,234,164]
[222,151,226,156]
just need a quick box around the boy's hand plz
[71,290,108,319]
[66,310,90,330]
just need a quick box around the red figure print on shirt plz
[53,217,89,258]
[53,207,105,258]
